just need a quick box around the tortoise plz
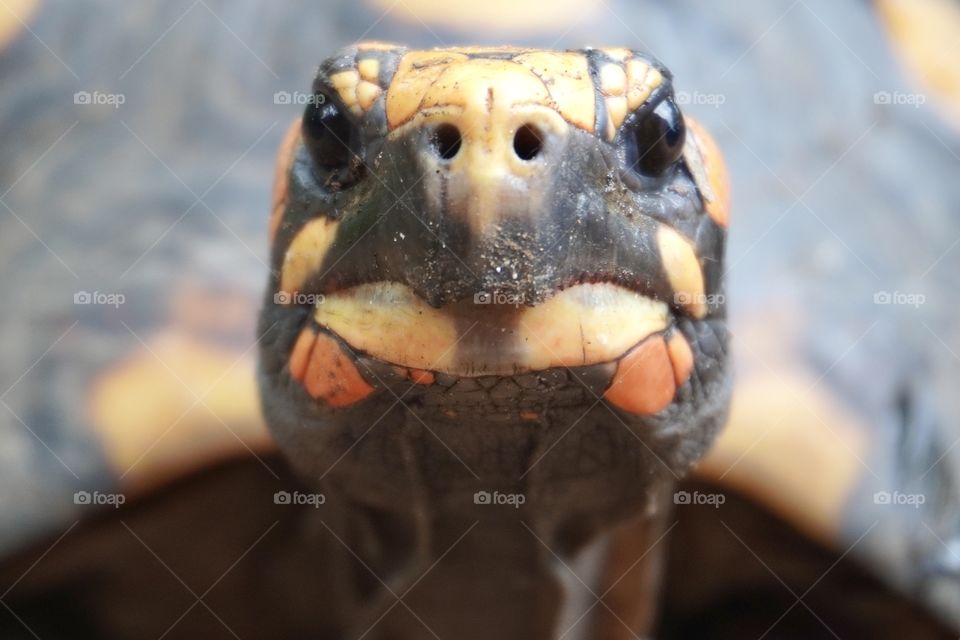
[0,0,959,638]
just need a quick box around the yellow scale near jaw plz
[656,225,707,319]
[312,282,671,376]
[279,217,339,295]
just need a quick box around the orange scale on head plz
[269,119,303,244]
[301,333,375,408]
[603,335,676,416]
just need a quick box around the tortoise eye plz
[627,97,686,178]
[302,93,358,183]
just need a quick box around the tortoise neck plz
[379,406,674,634]
[336,480,675,640]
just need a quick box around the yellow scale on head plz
[317,45,666,142]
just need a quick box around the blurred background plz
[1,0,959,637]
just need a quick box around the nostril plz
[513,124,543,160]
[431,124,462,160]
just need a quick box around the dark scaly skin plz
[258,45,730,638]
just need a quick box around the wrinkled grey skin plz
[0,0,958,633]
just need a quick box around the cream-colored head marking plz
[325,46,663,141]
[323,47,664,238]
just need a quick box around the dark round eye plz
[628,97,686,177]
[302,93,355,175]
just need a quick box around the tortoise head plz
[259,43,731,492]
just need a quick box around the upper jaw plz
[310,280,674,376]
[278,210,717,378]
[283,192,713,318]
